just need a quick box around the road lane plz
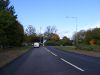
[0,47,85,75]
[44,47,84,71]
[47,46,100,75]
[60,58,84,72]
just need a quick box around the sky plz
[10,0,100,38]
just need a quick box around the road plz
[0,46,100,75]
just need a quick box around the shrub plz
[44,41,60,46]
[76,45,100,51]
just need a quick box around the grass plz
[0,46,32,68]
[55,46,100,58]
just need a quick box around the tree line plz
[25,25,100,46]
[0,0,24,48]
[24,25,72,46]
[73,28,100,45]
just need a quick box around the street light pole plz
[40,27,45,46]
[40,27,42,44]
[65,16,78,46]
[75,17,78,46]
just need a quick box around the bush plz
[44,41,60,46]
[76,45,100,51]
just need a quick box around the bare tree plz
[45,26,57,34]
[25,25,36,36]
[44,26,57,40]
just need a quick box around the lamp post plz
[40,27,42,44]
[65,16,78,46]
[40,27,45,46]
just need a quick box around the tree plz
[44,26,57,40]
[46,26,57,34]
[85,29,93,44]
[73,28,100,45]
[85,28,100,45]
[44,26,60,46]
[50,33,60,41]
[0,0,9,11]
[8,6,17,18]
[0,0,16,17]
[61,36,72,46]
[76,30,85,44]
[0,0,24,48]
[0,10,24,47]
[72,32,78,45]
[44,33,60,46]
[24,25,38,45]
[25,25,36,36]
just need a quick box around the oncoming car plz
[33,42,40,48]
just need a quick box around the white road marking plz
[44,47,57,56]
[46,49,50,52]
[43,47,84,72]
[44,47,50,52]
[60,58,85,72]
[50,51,57,56]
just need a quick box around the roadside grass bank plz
[54,46,100,58]
[0,46,32,68]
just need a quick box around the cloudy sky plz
[11,0,100,38]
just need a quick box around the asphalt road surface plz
[0,46,100,75]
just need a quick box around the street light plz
[40,27,42,44]
[39,27,45,46]
[65,16,78,46]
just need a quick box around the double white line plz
[44,47,85,72]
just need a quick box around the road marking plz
[50,51,57,56]
[44,47,84,71]
[46,49,50,52]
[44,47,50,52]
[44,47,57,56]
[60,58,85,72]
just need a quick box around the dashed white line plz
[46,49,50,52]
[44,47,50,52]
[50,51,57,56]
[44,47,57,56]
[43,47,84,72]
[60,58,85,72]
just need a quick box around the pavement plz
[0,46,100,75]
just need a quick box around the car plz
[33,42,40,48]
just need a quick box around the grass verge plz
[0,46,32,68]
[55,46,100,58]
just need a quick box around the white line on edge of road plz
[44,47,57,57]
[60,58,85,72]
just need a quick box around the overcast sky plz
[11,0,100,38]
